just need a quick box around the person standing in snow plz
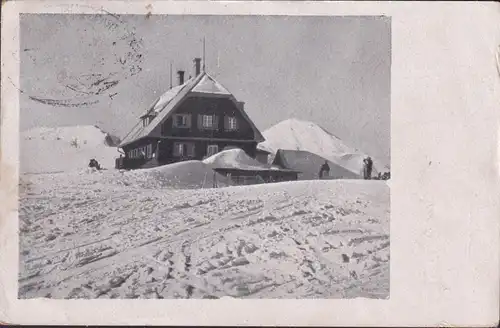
[319,161,330,179]
[363,157,373,180]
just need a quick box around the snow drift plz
[124,160,231,189]
[21,125,120,174]
[203,148,275,171]
[258,118,388,176]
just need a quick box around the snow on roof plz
[119,75,200,147]
[146,83,187,115]
[120,72,265,148]
[191,74,231,95]
[203,148,282,171]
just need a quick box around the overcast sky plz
[20,14,391,165]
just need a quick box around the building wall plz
[122,138,159,158]
[119,136,258,169]
[155,96,256,140]
[119,137,160,169]
[157,139,257,164]
[119,94,264,169]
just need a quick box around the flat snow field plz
[19,171,390,299]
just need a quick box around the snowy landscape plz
[19,120,390,299]
[18,14,390,299]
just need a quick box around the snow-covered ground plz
[258,118,389,176]
[18,124,390,299]
[20,125,120,174]
[19,168,389,299]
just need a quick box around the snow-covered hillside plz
[258,119,388,176]
[21,125,120,174]
[19,170,389,299]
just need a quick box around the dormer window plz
[142,114,155,127]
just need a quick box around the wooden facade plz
[117,62,265,170]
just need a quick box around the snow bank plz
[203,148,273,171]
[21,125,120,174]
[258,118,389,176]
[125,160,231,189]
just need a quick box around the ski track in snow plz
[19,170,390,299]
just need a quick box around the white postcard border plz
[1,1,499,326]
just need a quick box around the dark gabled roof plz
[119,72,264,148]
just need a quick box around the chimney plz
[194,58,201,76]
[237,101,245,111]
[177,70,185,85]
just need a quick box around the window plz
[226,116,237,131]
[202,115,214,128]
[129,147,151,159]
[173,142,195,157]
[173,114,190,128]
[137,147,146,159]
[207,144,219,157]
[198,114,218,130]
[173,142,187,157]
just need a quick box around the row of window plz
[173,142,219,158]
[173,114,238,131]
[127,142,221,160]
[128,144,153,159]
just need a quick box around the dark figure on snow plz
[319,161,330,179]
[363,157,373,180]
[88,158,101,170]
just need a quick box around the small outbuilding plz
[203,148,299,185]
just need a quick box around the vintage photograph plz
[18,14,391,299]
